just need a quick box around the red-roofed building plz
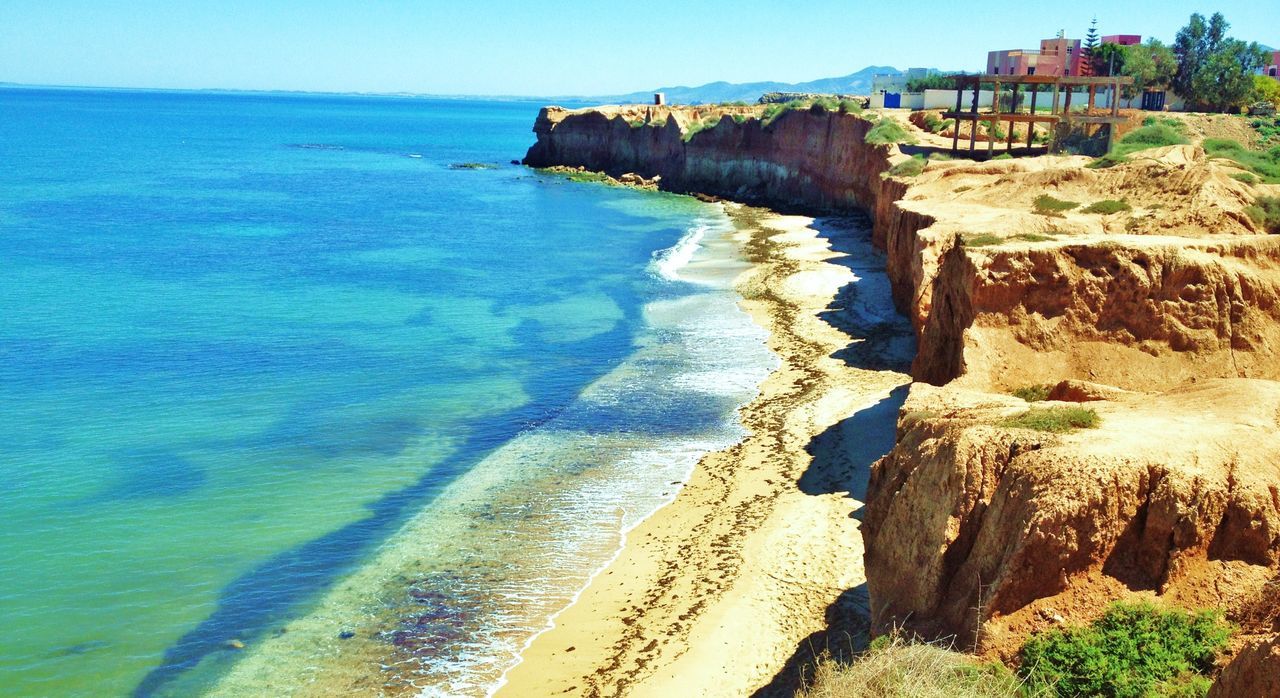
[1101,34,1142,46]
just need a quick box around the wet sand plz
[495,205,914,697]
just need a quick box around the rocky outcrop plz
[1210,634,1280,697]
[525,104,897,214]
[915,236,1280,389]
[524,105,1280,676]
[863,380,1280,657]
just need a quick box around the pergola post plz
[968,79,979,154]
[989,80,1000,156]
[1027,88,1039,147]
[1087,85,1096,112]
[952,85,963,153]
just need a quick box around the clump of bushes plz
[1012,384,1053,402]
[962,233,1003,247]
[762,99,809,126]
[865,119,917,146]
[1090,123,1191,168]
[838,99,864,114]
[1000,406,1099,432]
[682,115,724,142]
[798,635,1038,698]
[1202,138,1280,183]
[1019,601,1233,698]
[1033,194,1080,217]
[1232,172,1259,185]
[1082,199,1133,215]
[886,155,926,178]
[1245,195,1280,234]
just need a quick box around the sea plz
[0,88,776,696]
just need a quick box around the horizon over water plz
[0,88,775,696]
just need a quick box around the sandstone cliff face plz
[525,105,898,214]
[915,236,1280,388]
[863,380,1280,657]
[1209,634,1280,698]
[523,106,1280,682]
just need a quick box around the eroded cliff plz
[523,103,1280,686]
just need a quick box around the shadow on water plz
[756,215,915,695]
[131,320,638,697]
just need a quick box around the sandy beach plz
[496,205,914,697]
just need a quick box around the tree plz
[905,74,958,92]
[1252,74,1280,109]
[1119,39,1178,106]
[1080,17,1100,76]
[1092,42,1126,77]
[1172,12,1270,111]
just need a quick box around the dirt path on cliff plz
[494,206,914,697]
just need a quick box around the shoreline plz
[496,204,913,696]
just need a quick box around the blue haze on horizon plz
[1,1,1277,97]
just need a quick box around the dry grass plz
[797,637,1044,698]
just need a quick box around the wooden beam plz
[1087,85,1096,112]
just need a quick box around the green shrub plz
[1000,406,1099,432]
[1013,233,1055,243]
[1012,384,1053,402]
[731,113,748,124]
[954,185,973,193]
[838,99,864,114]
[962,233,1003,247]
[762,100,809,126]
[1033,195,1080,217]
[1082,199,1133,215]
[1202,138,1280,183]
[865,119,917,145]
[650,117,668,128]
[1019,602,1232,698]
[887,155,926,177]
[1109,124,1190,158]
[923,113,943,133]
[992,153,1013,160]
[627,118,645,128]
[1087,153,1129,169]
[1231,172,1259,184]
[682,115,723,142]
[1246,195,1280,233]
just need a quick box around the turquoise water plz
[0,89,774,696]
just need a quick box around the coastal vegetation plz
[1012,384,1053,402]
[1032,195,1080,217]
[1082,199,1132,215]
[683,115,725,141]
[886,155,926,178]
[1020,602,1233,698]
[798,635,1042,698]
[1245,195,1280,234]
[1000,406,1099,432]
[864,120,915,146]
[1202,139,1280,183]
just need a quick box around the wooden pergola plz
[943,74,1134,157]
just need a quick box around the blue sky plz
[1,1,1275,95]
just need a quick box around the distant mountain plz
[595,65,901,105]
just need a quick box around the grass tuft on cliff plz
[798,637,1043,698]
[1203,139,1280,184]
[1245,195,1280,234]
[1012,384,1053,402]
[1032,195,1080,217]
[1082,199,1132,215]
[1000,406,1098,432]
[682,115,724,142]
[1088,123,1189,168]
[865,120,916,146]
[886,155,926,178]
[1019,601,1232,698]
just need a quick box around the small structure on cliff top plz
[653,92,665,106]
[944,73,1132,157]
